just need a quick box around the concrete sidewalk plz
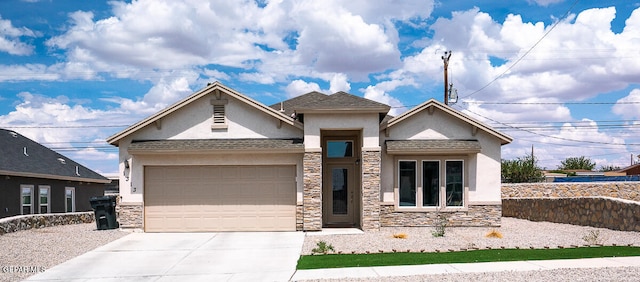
[291,256,640,281]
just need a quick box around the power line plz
[463,101,640,105]
[460,0,581,99]
[457,105,640,146]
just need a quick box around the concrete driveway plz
[26,232,305,282]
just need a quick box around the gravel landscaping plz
[0,223,127,282]
[0,218,638,282]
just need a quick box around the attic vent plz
[57,158,66,164]
[9,131,17,137]
[75,166,80,176]
[210,98,229,129]
[213,105,225,124]
[23,147,29,156]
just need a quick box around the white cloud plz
[363,85,405,116]
[285,79,321,98]
[527,0,564,7]
[612,89,640,119]
[0,16,36,55]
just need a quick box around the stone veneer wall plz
[361,150,381,231]
[0,212,94,235]
[502,182,640,202]
[303,152,322,231]
[296,204,303,231]
[503,197,639,231]
[115,201,143,229]
[380,204,502,227]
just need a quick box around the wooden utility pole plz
[442,51,452,105]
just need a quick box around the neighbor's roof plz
[270,91,390,115]
[106,82,302,145]
[386,140,482,155]
[127,139,304,154]
[0,129,110,183]
[382,99,513,145]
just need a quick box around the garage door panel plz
[144,165,296,232]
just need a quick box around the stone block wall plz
[0,212,94,235]
[380,204,501,227]
[303,151,322,231]
[116,201,143,229]
[361,150,381,231]
[502,182,640,202]
[296,204,303,231]
[503,197,639,231]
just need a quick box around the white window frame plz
[397,160,417,207]
[20,185,34,215]
[65,187,76,213]
[445,160,465,207]
[395,156,468,211]
[38,186,51,214]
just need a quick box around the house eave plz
[128,148,305,155]
[294,107,390,114]
[0,170,111,184]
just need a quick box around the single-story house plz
[0,129,110,218]
[107,82,512,232]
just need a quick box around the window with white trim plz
[396,158,466,209]
[65,187,75,212]
[20,185,34,215]
[39,186,50,214]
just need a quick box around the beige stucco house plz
[107,82,512,232]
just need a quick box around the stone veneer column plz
[361,150,381,231]
[303,151,322,231]
[115,197,143,229]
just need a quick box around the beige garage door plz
[144,165,296,232]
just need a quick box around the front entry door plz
[323,164,355,225]
[322,134,360,227]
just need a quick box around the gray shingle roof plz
[0,129,109,183]
[128,139,304,152]
[270,91,390,115]
[386,139,482,154]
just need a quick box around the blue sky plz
[1,0,640,174]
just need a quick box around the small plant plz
[393,233,408,239]
[582,230,602,245]
[485,229,503,239]
[311,241,335,255]
[431,213,448,237]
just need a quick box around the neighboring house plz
[616,163,640,176]
[0,129,110,218]
[107,82,512,232]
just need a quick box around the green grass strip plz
[297,246,640,270]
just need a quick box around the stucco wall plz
[303,113,381,150]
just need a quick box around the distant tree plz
[501,153,544,183]
[598,165,621,172]
[558,156,596,171]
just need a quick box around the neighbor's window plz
[65,187,75,212]
[21,185,34,215]
[39,186,50,214]
[398,161,416,206]
[396,158,465,209]
[327,141,353,158]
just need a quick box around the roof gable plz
[383,99,512,145]
[0,129,109,183]
[107,82,302,145]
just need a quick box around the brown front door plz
[322,133,361,227]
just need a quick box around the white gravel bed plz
[302,217,640,255]
[0,223,127,282]
[306,266,640,282]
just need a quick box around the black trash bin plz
[89,196,119,230]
